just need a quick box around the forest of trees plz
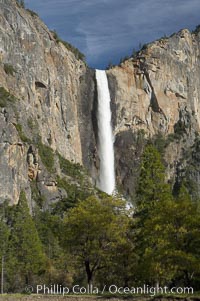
[0,144,199,294]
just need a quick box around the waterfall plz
[95,69,115,195]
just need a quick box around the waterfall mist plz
[95,69,115,195]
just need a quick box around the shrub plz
[58,153,82,178]
[106,61,115,70]
[166,133,177,143]
[192,25,200,34]
[27,117,36,130]
[4,63,16,76]
[152,132,167,155]
[174,120,186,138]
[14,123,31,143]
[158,34,168,41]
[54,176,91,214]
[149,132,181,156]
[51,30,85,62]
[131,48,138,58]
[141,43,148,50]
[37,140,55,173]
[30,180,46,207]
[16,0,25,8]
[26,9,38,17]
[0,87,16,107]
[119,55,130,64]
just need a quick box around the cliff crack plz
[143,70,167,121]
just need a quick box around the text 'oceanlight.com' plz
[24,284,194,296]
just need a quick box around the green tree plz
[137,184,200,287]
[62,196,130,285]
[136,144,171,210]
[16,0,25,8]
[0,216,9,294]
[134,145,200,287]
[134,144,173,284]
[96,220,137,287]
[132,48,137,57]
[106,61,114,70]
[7,191,46,290]
[170,185,200,286]
[34,209,74,286]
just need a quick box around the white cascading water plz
[95,69,115,195]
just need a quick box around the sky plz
[25,0,200,69]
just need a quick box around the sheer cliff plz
[0,0,96,205]
[107,28,200,197]
[0,0,200,205]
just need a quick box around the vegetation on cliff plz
[51,30,85,62]
[0,87,17,108]
[16,0,85,62]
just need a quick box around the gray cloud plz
[25,0,200,68]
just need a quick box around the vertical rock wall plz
[107,29,200,196]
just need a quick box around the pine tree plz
[140,184,200,287]
[7,191,46,290]
[34,210,73,286]
[20,0,25,8]
[134,144,173,285]
[0,217,9,294]
[136,144,171,207]
[171,184,200,286]
[134,145,200,287]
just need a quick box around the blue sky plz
[25,0,200,69]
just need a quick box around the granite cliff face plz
[107,28,200,196]
[108,29,200,136]
[0,0,200,205]
[0,0,95,205]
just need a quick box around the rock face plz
[0,0,95,204]
[107,28,200,196]
[108,29,200,136]
[0,0,200,204]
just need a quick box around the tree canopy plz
[0,145,199,292]
[62,196,131,284]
